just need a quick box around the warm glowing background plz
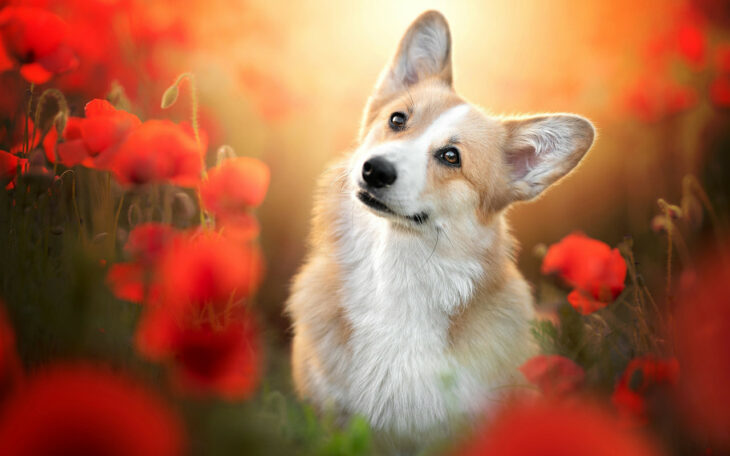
[12,0,729,334]
[3,1,730,453]
[175,0,721,332]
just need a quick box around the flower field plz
[1,0,730,455]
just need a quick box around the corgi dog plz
[287,10,595,454]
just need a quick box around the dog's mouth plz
[356,190,429,225]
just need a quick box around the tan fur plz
[286,10,594,454]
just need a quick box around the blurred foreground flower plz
[113,120,202,186]
[133,233,263,398]
[137,306,261,399]
[458,399,661,456]
[0,364,185,456]
[153,232,262,314]
[50,99,141,169]
[612,357,680,427]
[107,223,179,304]
[201,156,270,239]
[542,233,627,314]
[674,250,730,449]
[0,150,26,189]
[710,44,730,108]
[519,355,585,397]
[0,6,78,84]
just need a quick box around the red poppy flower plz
[107,262,149,304]
[106,223,178,304]
[113,120,202,187]
[519,355,585,397]
[675,251,730,448]
[200,157,269,239]
[154,232,263,314]
[0,150,26,189]
[542,233,627,315]
[611,357,680,427]
[0,364,184,456]
[125,223,178,266]
[180,120,209,155]
[51,99,141,169]
[4,118,56,159]
[136,307,260,399]
[675,19,706,68]
[458,399,660,456]
[0,6,78,84]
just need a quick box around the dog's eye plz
[389,112,407,131]
[436,147,461,167]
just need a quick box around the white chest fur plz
[327,203,511,437]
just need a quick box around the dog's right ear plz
[361,11,452,133]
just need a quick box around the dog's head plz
[350,11,595,229]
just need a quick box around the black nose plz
[362,157,397,188]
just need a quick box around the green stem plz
[23,83,35,157]
[71,175,84,242]
[112,193,125,256]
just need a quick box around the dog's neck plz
[321,170,514,315]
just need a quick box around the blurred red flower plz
[458,399,661,456]
[107,262,149,304]
[125,223,178,266]
[136,306,261,399]
[0,6,78,84]
[155,232,262,314]
[2,118,56,159]
[611,357,680,427]
[201,157,270,239]
[0,364,185,456]
[51,99,141,169]
[107,223,178,304]
[113,119,202,187]
[519,355,585,396]
[541,233,627,315]
[0,149,26,189]
[132,231,263,398]
[675,14,706,68]
[674,251,730,448]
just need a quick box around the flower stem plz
[23,83,35,157]
[112,193,125,256]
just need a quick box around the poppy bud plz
[216,144,235,166]
[160,84,179,109]
[657,198,682,220]
[160,73,192,109]
[54,110,67,138]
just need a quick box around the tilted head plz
[350,11,595,230]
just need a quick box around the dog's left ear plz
[380,10,452,92]
[361,11,452,133]
[501,114,595,203]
